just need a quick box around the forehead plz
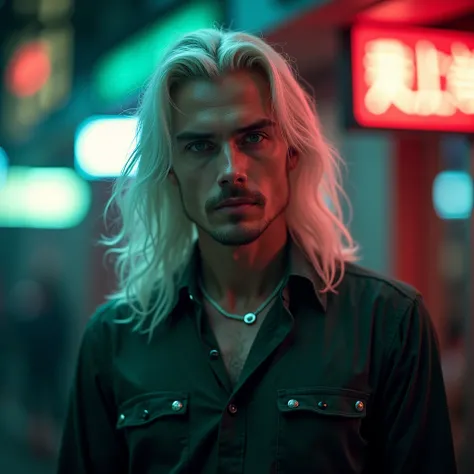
[171,70,273,134]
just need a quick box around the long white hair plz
[102,28,358,334]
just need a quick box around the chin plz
[210,225,265,246]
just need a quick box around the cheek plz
[176,172,208,211]
[180,176,198,200]
[266,160,290,191]
[259,166,290,208]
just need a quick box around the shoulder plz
[339,263,434,345]
[86,300,123,329]
[82,300,134,349]
[341,262,420,310]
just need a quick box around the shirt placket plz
[204,300,294,474]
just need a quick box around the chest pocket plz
[117,391,189,471]
[276,387,369,474]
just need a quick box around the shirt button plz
[209,349,219,360]
[354,400,365,412]
[171,400,184,412]
[119,413,126,423]
[189,293,194,301]
[317,401,328,410]
[228,403,238,415]
[287,399,299,409]
[141,409,150,420]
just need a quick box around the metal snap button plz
[209,349,219,360]
[141,409,150,420]
[355,400,365,412]
[317,401,328,410]
[228,403,238,415]
[171,400,183,411]
[287,399,299,409]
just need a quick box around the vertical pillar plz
[341,132,394,275]
[393,133,446,340]
[460,140,474,474]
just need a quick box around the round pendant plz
[243,313,257,325]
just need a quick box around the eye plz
[185,141,215,153]
[242,132,266,145]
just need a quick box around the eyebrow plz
[175,118,276,141]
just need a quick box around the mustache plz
[206,187,266,211]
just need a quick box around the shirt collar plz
[288,242,328,311]
[176,240,327,312]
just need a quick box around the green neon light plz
[93,0,221,103]
[0,167,91,228]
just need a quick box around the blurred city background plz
[0,0,473,472]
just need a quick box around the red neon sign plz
[351,25,474,132]
[5,41,51,98]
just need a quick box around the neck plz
[198,218,288,308]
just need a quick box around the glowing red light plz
[5,41,51,97]
[350,25,474,132]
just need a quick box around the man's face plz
[170,70,295,246]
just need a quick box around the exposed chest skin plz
[204,300,274,386]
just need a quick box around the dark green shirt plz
[58,246,456,473]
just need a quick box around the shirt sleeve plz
[57,314,127,474]
[373,296,457,474]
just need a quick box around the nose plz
[217,143,248,187]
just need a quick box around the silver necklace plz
[199,275,287,325]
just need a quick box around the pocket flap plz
[116,391,189,429]
[277,387,368,418]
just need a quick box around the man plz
[58,29,456,473]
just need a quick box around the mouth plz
[215,198,259,210]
